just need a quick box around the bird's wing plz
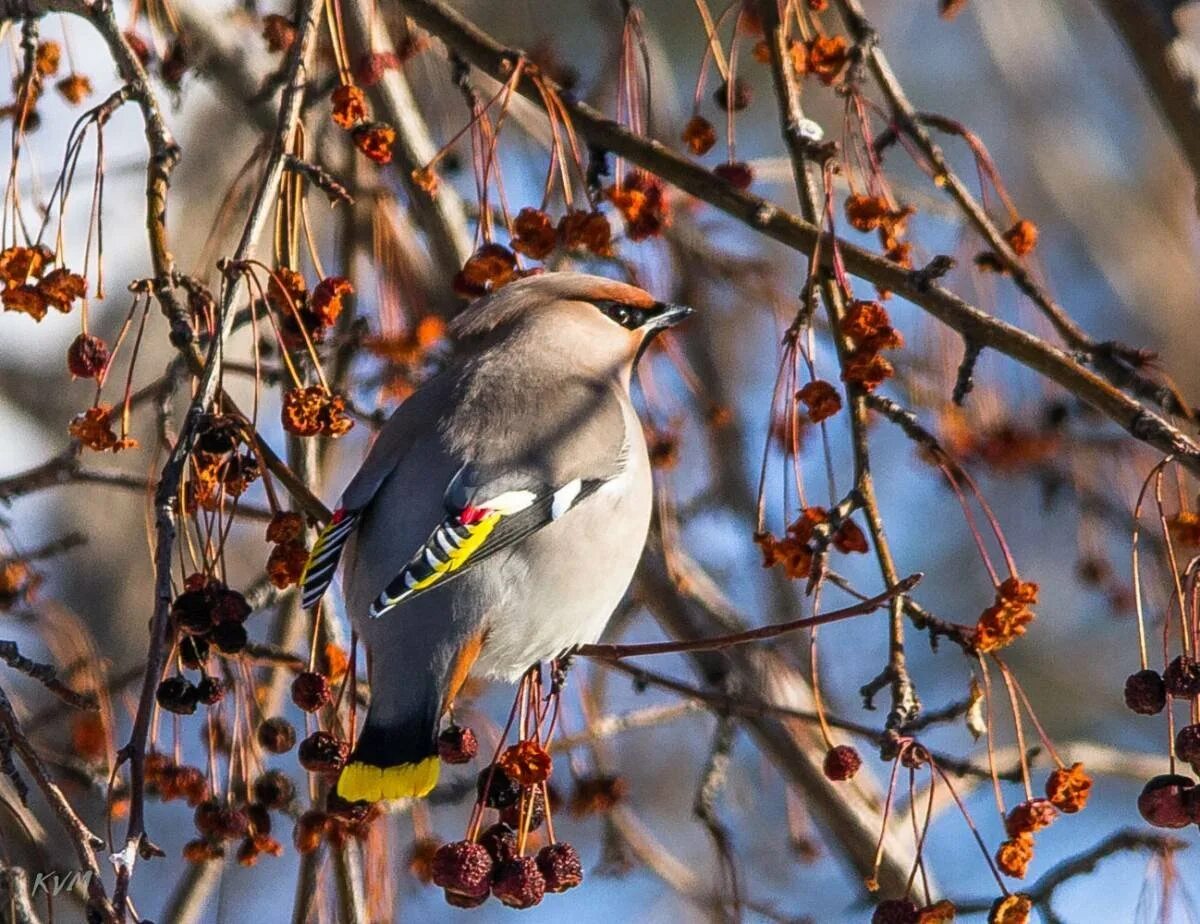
[299,375,453,610]
[366,464,611,619]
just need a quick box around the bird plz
[300,272,693,803]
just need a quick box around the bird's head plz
[450,272,693,378]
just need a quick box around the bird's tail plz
[336,710,441,803]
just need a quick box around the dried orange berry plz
[841,300,903,352]
[266,511,305,544]
[557,209,613,257]
[797,379,842,422]
[38,268,86,312]
[411,165,440,195]
[453,243,518,297]
[1044,762,1092,814]
[806,35,848,85]
[995,833,1033,878]
[989,894,1032,924]
[68,404,119,451]
[918,901,957,923]
[281,386,324,437]
[841,352,894,392]
[267,267,307,314]
[352,121,395,164]
[1004,219,1038,256]
[997,577,1038,605]
[67,332,109,379]
[713,161,753,189]
[331,84,368,130]
[1004,798,1057,837]
[0,244,52,285]
[267,539,308,589]
[833,520,869,554]
[712,77,752,112]
[510,207,557,260]
[845,194,891,232]
[682,115,717,155]
[35,41,61,77]
[309,276,352,328]
[3,285,48,321]
[56,74,92,105]
[262,14,297,52]
[497,739,552,785]
[606,172,670,241]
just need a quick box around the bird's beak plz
[641,302,694,332]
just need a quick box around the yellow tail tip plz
[337,757,440,803]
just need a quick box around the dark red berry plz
[253,769,296,810]
[171,589,214,635]
[536,842,583,893]
[713,161,753,190]
[713,77,752,111]
[1176,724,1200,766]
[872,898,920,924]
[431,840,493,898]
[156,676,199,715]
[293,810,327,853]
[298,731,349,773]
[1165,655,1200,698]
[257,717,296,754]
[210,621,248,654]
[478,823,518,864]
[477,764,521,809]
[499,786,546,831]
[211,586,251,624]
[1125,669,1167,715]
[214,804,250,841]
[194,798,222,838]
[437,724,478,764]
[823,744,862,782]
[196,675,225,705]
[179,635,210,670]
[443,889,488,909]
[1137,774,1195,829]
[67,332,109,379]
[492,856,546,909]
[247,802,271,836]
[291,671,332,712]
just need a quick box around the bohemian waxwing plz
[300,272,692,803]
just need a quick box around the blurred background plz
[1,0,1199,921]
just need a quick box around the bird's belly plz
[471,474,650,682]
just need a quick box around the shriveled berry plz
[437,724,478,764]
[477,764,522,809]
[214,805,250,841]
[253,769,296,809]
[1125,669,1167,715]
[536,842,583,893]
[196,675,225,705]
[67,333,109,379]
[1164,655,1200,698]
[156,676,199,715]
[194,798,222,838]
[1003,798,1057,838]
[431,840,493,898]
[171,589,214,635]
[713,77,752,111]
[1175,724,1200,765]
[823,744,862,781]
[500,786,546,831]
[179,636,210,670]
[298,731,349,773]
[443,889,488,909]
[293,810,327,853]
[872,899,920,924]
[210,621,247,654]
[211,586,251,624]
[1137,774,1195,829]
[291,671,332,712]
[257,717,296,754]
[478,822,518,864]
[491,856,546,909]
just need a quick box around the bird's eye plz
[596,300,640,330]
